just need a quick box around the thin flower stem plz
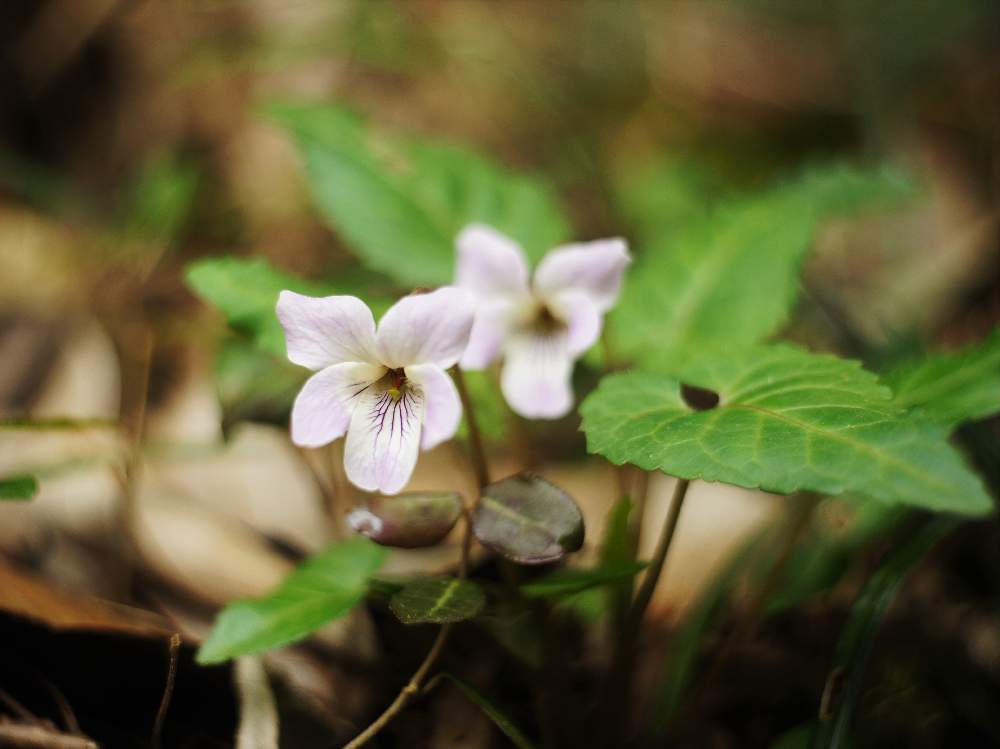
[600,477,690,745]
[627,470,651,560]
[629,478,690,631]
[452,365,490,489]
[342,623,453,749]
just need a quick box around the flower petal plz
[460,298,517,369]
[376,287,476,369]
[548,290,601,357]
[343,381,426,494]
[277,291,378,370]
[533,238,631,313]
[456,224,530,298]
[500,332,574,420]
[406,363,462,450]
[290,362,386,447]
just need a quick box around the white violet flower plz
[455,224,631,419]
[277,286,475,494]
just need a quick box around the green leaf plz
[599,494,637,621]
[610,164,911,369]
[389,577,486,624]
[472,474,585,564]
[266,101,569,286]
[197,538,386,664]
[215,337,305,426]
[520,561,647,599]
[0,474,38,501]
[185,256,392,358]
[580,344,992,516]
[432,673,538,749]
[600,495,634,569]
[348,491,463,549]
[614,154,731,239]
[886,328,1000,427]
[812,518,955,749]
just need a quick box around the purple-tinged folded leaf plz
[472,474,584,565]
[347,491,463,549]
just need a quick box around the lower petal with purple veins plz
[343,376,427,494]
[290,362,387,447]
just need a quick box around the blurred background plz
[1,1,999,747]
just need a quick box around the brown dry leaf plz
[0,557,172,638]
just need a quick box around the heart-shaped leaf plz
[472,474,585,564]
[520,561,648,599]
[197,538,386,664]
[390,577,486,624]
[886,327,1000,428]
[0,474,38,501]
[347,491,463,549]
[581,344,992,516]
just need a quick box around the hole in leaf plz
[681,383,720,411]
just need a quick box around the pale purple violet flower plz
[455,224,631,419]
[277,287,475,494]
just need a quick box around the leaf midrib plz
[427,579,460,618]
[210,590,358,658]
[479,495,558,541]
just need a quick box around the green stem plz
[628,478,690,632]
[452,365,490,489]
[601,477,691,745]
[342,622,453,749]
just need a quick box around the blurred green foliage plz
[610,163,912,370]
[0,474,38,501]
[886,328,1000,427]
[197,537,386,664]
[267,102,569,286]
